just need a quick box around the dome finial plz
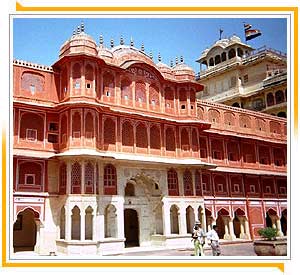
[76,25,81,34]
[170,60,174,67]
[141,42,145,52]
[99,34,104,46]
[120,35,124,45]
[175,56,178,65]
[80,21,85,33]
[110,38,114,48]
[158,52,161,62]
[73,29,76,36]
[149,51,153,60]
[130,37,134,47]
[180,55,184,63]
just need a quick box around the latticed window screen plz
[195,170,202,196]
[183,169,193,196]
[167,169,179,196]
[166,128,175,151]
[85,162,94,185]
[59,162,67,194]
[71,162,81,194]
[104,164,116,187]
[95,163,99,194]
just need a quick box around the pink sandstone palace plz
[12,24,287,255]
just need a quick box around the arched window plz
[71,162,81,194]
[72,112,81,139]
[195,170,202,196]
[72,63,81,90]
[166,128,175,151]
[103,72,115,97]
[122,121,134,147]
[85,64,93,91]
[60,114,67,145]
[267,93,275,106]
[71,206,81,240]
[85,206,93,240]
[85,112,94,140]
[104,164,117,195]
[181,128,190,151]
[103,118,116,145]
[150,125,161,150]
[121,79,132,103]
[186,206,195,233]
[135,82,146,105]
[232,102,240,108]
[170,205,179,234]
[20,112,44,142]
[228,49,236,59]
[183,169,193,196]
[136,123,148,148]
[59,162,67,194]
[215,55,221,65]
[167,169,179,196]
[105,204,117,238]
[275,90,284,104]
[209,57,214,66]
[237,48,243,57]
[149,84,159,109]
[221,52,227,62]
[191,128,198,152]
[85,162,94,194]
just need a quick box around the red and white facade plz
[12,27,287,255]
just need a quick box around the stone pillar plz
[66,204,72,241]
[228,218,236,240]
[162,201,171,235]
[80,207,85,241]
[67,161,72,194]
[179,206,187,235]
[34,221,41,253]
[239,218,245,239]
[244,219,250,239]
[276,218,284,237]
[81,160,85,194]
[98,207,105,240]
[177,169,184,196]
[92,212,97,241]
[223,217,231,240]
[117,199,125,239]
[200,206,207,234]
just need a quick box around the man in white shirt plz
[206,225,221,256]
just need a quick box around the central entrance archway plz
[124,209,139,247]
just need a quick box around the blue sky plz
[13,17,287,72]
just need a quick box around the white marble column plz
[80,207,85,241]
[244,219,250,239]
[162,201,171,235]
[239,218,245,239]
[92,213,97,241]
[228,218,236,240]
[117,200,125,239]
[223,217,231,240]
[276,218,284,237]
[34,221,41,253]
[179,206,187,235]
[66,205,72,241]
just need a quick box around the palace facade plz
[196,35,287,118]
[12,25,287,255]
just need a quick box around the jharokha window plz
[103,164,117,195]
[183,169,193,196]
[167,169,179,196]
[85,162,94,194]
[71,162,81,194]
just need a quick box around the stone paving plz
[111,242,257,256]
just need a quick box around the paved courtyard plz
[109,242,257,256]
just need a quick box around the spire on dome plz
[130,37,134,47]
[158,52,162,62]
[141,42,145,52]
[80,21,85,33]
[120,35,124,45]
[110,38,114,48]
[99,34,104,46]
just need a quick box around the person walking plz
[206,225,221,256]
[192,221,206,256]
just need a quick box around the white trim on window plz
[26,128,37,141]
[25,174,35,185]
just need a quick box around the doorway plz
[124,209,139,247]
[13,208,37,252]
